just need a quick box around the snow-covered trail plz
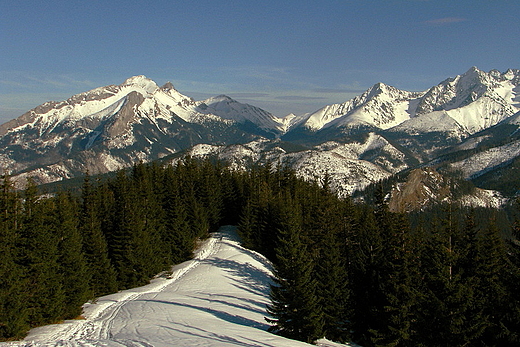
[2,226,351,347]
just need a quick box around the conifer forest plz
[1,159,519,346]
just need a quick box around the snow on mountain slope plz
[296,83,423,132]
[0,76,278,186]
[388,111,467,137]
[413,67,520,134]
[287,67,520,139]
[449,139,520,179]
[180,134,407,197]
[196,95,286,135]
[0,226,353,347]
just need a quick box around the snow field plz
[1,226,354,347]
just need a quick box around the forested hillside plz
[1,160,519,346]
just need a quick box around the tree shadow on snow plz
[138,300,270,331]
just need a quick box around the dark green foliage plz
[1,158,519,346]
[0,158,239,341]
[266,194,324,344]
[52,192,91,319]
[19,180,66,326]
[0,176,29,339]
[79,174,118,296]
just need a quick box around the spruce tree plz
[349,206,386,346]
[79,174,117,296]
[312,184,352,343]
[414,205,482,347]
[162,166,194,263]
[475,219,516,345]
[371,211,418,347]
[0,176,29,339]
[266,194,324,344]
[53,192,91,319]
[19,180,65,326]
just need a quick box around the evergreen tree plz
[19,180,65,326]
[316,220,351,343]
[266,194,324,344]
[0,176,29,339]
[349,206,386,346]
[414,205,483,347]
[52,192,91,319]
[79,174,117,296]
[162,166,194,264]
[312,183,352,343]
[237,197,259,249]
[370,211,418,347]
[475,219,517,346]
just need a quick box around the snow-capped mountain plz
[1,68,519,199]
[0,76,283,185]
[285,67,520,146]
[195,95,287,136]
[291,82,424,132]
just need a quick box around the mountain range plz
[1,67,519,202]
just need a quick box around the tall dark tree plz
[349,206,386,346]
[52,192,91,319]
[79,174,117,296]
[19,180,65,326]
[162,166,194,264]
[312,184,352,343]
[0,176,29,339]
[415,205,483,347]
[475,219,517,346]
[266,194,324,344]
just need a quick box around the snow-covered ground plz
[1,226,353,347]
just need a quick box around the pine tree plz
[0,176,29,339]
[162,166,194,263]
[19,180,65,326]
[237,197,259,249]
[266,194,324,344]
[53,192,91,319]
[312,182,352,343]
[349,206,386,346]
[475,219,516,346]
[414,205,483,347]
[316,221,351,343]
[371,211,418,347]
[79,174,117,296]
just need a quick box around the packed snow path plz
[2,226,351,347]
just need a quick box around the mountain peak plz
[161,81,175,91]
[121,75,158,93]
[207,95,234,103]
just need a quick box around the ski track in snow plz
[2,227,352,347]
[4,234,223,347]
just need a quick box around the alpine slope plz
[0,226,354,347]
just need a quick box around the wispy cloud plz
[423,17,468,26]
[227,92,270,98]
[0,71,98,93]
[275,95,327,101]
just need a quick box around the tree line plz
[1,159,519,346]
[0,158,231,340]
[239,168,520,346]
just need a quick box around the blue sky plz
[1,0,519,123]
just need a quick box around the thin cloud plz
[423,17,468,26]
[275,95,327,101]
[313,87,367,94]
[227,92,270,98]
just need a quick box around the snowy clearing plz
[1,226,353,347]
